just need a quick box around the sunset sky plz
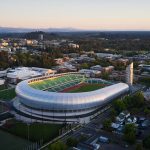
[0,0,150,30]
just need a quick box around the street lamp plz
[27,123,30,142]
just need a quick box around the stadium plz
[13,73,129,123]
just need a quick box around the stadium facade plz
[13,73,129,123]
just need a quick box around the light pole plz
[27,123,30,142]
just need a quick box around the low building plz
[64,62,77,71]
[0,79,5,86]
[75,56,95,63]
[44,40,60,47]
[79,69,101,77]
[55,58,64,65]
[116,111,130,123]
[103,66,114,73]
[68,43,79,48]
[90,65,102,71]
[117,58,129,66]
[96,53,121,59]
[141,120,150,128]
[26,40,38,46]
[126,62,134,86]
[139,64,150,72]
[68,53,80,58]
[0,47,11,52]
[144,89,150,101]
[0,69,8,77]
[109,71,126,81]
[7,67,56,84]
[111,122,120,129]
[141,72,150,77]
[126,116,137,124]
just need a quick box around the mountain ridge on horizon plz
[0,27,150,33]
[0,27,81,33]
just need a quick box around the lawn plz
[0,88,16,101]
[2,119,64,143]
[69,83,105,93]
[140,78,150,87]
[0,130,30,150]
[0,85,7,90]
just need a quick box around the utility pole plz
[27,123,30,142]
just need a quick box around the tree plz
[102,119,112,131]
[110,108,117,121]
[124,124,136,144]
[140,77,150,87]
[123,92,144,109]
[101,72,109,80]
[49,141,67,150]
[113,99,126,114]
[123,96,132,108]
[132,92,144,108]
[66,137,78,147]
[0,51,9,69]
[135,143,143,150]
[80,63,89,69]
[144,108,150,116]
[143,135,150,149]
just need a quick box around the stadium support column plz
[65,110,67,124]
[42,108,43,124]
[53,105,54,123]
[27,123,30,142]
[19,103,21,121]
[30,108,32,123]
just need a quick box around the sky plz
[0,0,150,31]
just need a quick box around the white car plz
[92,143,101,150]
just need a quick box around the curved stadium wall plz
[13,73,129,123]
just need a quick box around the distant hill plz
[0,28,150,40]
[0,27,79,33]
[24,31,59,40]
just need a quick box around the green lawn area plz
[0,129,30,150]
[0,85,7,90]
[0,88,16,101]
[140,77,150,87]
[69,83,105,93]
[3,120,64,143]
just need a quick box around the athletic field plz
[61,83,106,93]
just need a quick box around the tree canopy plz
[49,141,67,150]
[124,124,136,144]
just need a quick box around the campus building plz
[126,62,134,86]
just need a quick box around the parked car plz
[99,136,109,143]
[92,143,101,150]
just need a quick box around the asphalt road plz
[61,106,111,143]
[60,106,133,150]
